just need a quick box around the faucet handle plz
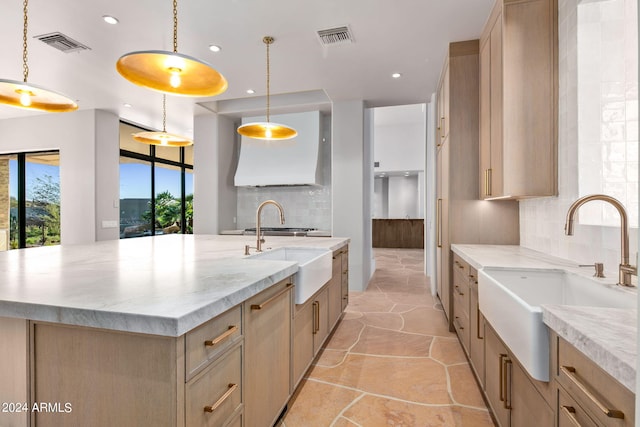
[579,263,605,278]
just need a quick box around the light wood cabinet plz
[244,278,293,427]
[435,40,519,330]
[292,246,349,389]
[340,249,349,311]
[552,332,635,427]
[468,265,485,388]
[484,323,553,427]
[452,255,470,353]
[479,0,558,199]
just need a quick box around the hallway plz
[282,248,494,426]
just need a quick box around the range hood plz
[234,111,322,186]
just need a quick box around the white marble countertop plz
[451,244,637,392]
[0,234,349,337]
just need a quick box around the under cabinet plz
[468,266,485,388]
[340,248,349,311]
[292,247,348,390]
[552,332,635,427]
[244,278,293,427]
[479,0,558,199]
[484,323,553,427]
[452,255,470,353]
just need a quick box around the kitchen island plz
[0,234,349,427]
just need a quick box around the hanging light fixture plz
[132,95,192,146]
[0,0,78,112]
[116,0,227,97]
[237,36,297,140]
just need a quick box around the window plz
[0,151,61,250]
[119,122,194,238]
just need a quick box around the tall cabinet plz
[435,40,519,329]
[479,0,558,199]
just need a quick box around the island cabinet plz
[451,255,470,353]
[484,323,554,427]
[244,278,293,427]
[551,332,635,427]
[292,247,348,390]
[339,248,349,311]
[479,0,558,199]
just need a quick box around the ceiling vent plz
[316,26,354,46]
[35,32,91,53]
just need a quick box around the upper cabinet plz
[479,0,558,199]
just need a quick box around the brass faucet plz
[255,200,285,252]
[564,194,637,287]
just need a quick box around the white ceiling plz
[0,0,493,138]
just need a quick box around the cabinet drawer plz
[469,266,478,290]
[452,306,469,354]
[186,305,242,380]
[452,253,469,277]
[558,385,598,427]
[557,338,634,426]
[452,272,470,318]
[186,344,242,427]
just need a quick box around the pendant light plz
[237,36,297,140]
[116,0,227,97]
[132,95,192,146]
[0,0,78,112]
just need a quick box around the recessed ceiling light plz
[123,103,132,108]
[392,73,402,79]
[102,15,119,25]
[246,89,255,94]
[209,45,221,52]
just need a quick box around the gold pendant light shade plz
[132,94,193,147]
[238,36,297,141]
[133,130,192,146]
[0,0,78,113]
[116,0,227,97]
[237,122,297,140]
[0,79,78,112]
[116,50,227,97]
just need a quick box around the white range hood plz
[234,111,322,186]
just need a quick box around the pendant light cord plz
[162,95,167,133]
[264,36,273,123]
[22,0,29,83]
[173,0,178,53]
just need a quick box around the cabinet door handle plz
[560,366,625,419]
[204,325,238,347]
[476,303,483,340]
[561,406,583,427]
[250,283,293,310]
[504,358,512,410]
[436,199,442,248]
[312,301,319,334]
[204,383,238,413]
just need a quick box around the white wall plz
[193,112,238,234]
[332,100,373,292]
[388,176,419,218]
[0,109,120,245]
[519,0,638,279]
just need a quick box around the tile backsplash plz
[236,186,331,230]
[520,0,638,279]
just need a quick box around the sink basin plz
[479,267,635,381]
[248,247,332,304]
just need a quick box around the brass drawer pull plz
[560,366,624,419]
[436,199,442,248]
[561,406,583,427]
[504,358,512,410]
[204,325,238,347]
[476,304,483,340]
[251,283,293,310]
[204,383,238,413]
[312,301,320,334]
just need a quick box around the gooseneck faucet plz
[255,200,285,252]
[564,194,637,287]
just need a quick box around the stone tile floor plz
[282,248,494,427]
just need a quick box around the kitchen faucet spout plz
[564,194,637,287]
[255,200,285,252]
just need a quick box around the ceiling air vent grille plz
[35,32,91,53]
[317,26,354,46]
